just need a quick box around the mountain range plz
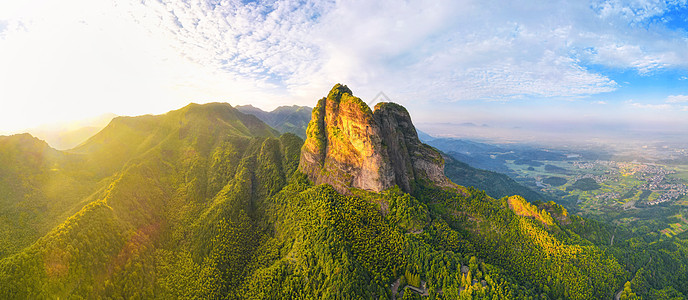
[0,84,681,299]
[235,105,311,139]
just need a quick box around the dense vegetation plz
[0,101,686,299]
[568,178,601,191]
[568,204,688,299]
[543,176,567,187]
[0,134,103,258]
[544,165,569,175]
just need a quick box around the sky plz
[0,0,687,136]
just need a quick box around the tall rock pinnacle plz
[299,84,451,194]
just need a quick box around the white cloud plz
[627,96,688,112]
[591,0,685,24]
[131,0,686,100]
[592,44,669,74]
[124,0,630,102]
[1,0,688,132]
[630,102,674,110]
[667,95,688,103]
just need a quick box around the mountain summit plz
[299,84,450,194]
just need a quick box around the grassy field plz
[660,212,688,237]
[668,165,688,181]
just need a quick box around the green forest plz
[1,101,687,299]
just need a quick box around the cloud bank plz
[122,0,687,101]
[1,0,687,132]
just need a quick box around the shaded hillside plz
[443,154,551,203]
[423,138,514,175]
[236,104,311,139]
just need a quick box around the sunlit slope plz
[0,103,278,259]
[71,102,278,176]
[0,134,102,258]
[0,102,295,298]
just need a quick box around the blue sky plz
[0,0,687,134]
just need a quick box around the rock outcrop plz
[299,84,451,194]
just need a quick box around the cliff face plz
[299,84,450,194]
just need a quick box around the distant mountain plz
[236,104,311,139]
[423,138,513,174]
[425,138,576,179]
[416,129,436,142]
[27,113,117,150]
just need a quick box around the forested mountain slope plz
[0,85,665,299]
[236,104,312,139]
[0,102,296,298]
[0,134,101,258]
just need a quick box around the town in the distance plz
[421,133,688,239]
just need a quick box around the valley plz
[427,135,688,270]
[508,159,688,210]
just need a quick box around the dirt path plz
[390,277,401,299]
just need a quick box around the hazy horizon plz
[5,99,688,157]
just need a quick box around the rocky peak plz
[299,84,451,194]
